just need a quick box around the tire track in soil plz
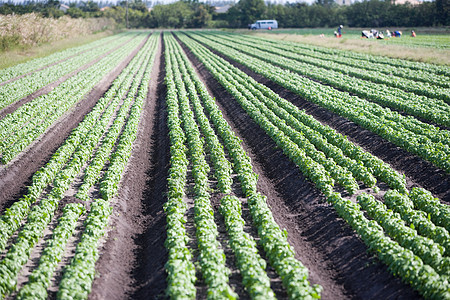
[178,35,422,300]
[0,33,150,214]
[89,35,168,300]
[191,36,449,203]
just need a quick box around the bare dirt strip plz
[3,32,448,299]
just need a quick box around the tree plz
[225,0,266,28]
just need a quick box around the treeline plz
[0,0,448,28]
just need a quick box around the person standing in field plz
[337,25,343,38]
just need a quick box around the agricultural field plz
[247,28,450,66]
[0,29,448,299]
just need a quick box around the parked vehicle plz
[249,20,278,30]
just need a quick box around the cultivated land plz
[0,29,449,299]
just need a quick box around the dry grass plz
[253,33,450,66]
[0,13,116,50]
[0,13,119,69]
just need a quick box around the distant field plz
[267,27,450,49]
[233,27,450,65]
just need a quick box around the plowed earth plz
[1,32,448,299]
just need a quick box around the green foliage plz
[0,0,447,28]
[149,1,213,28]
[225,0,266,28]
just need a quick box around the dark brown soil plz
[89,35,169,300]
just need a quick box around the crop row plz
[169,33,321,299]
[77,36,156,200]
[0,33,137,111]
[219,195,276,299]
[169,34,305,298]
[181,30,449,262]
[179,31,449,242]
[166,34,238,298]
[384,190,450,254]
[178,32,406,194]
[247,34,450,78]
[176,32,450,299]
[16,203,85,299]
[58,33,159,299]
[233,33,450,88]
[0,33,151,253]
[163,36,197,298]
[358,193,450,276]
[0,33,148,164]
[0,33,159,298]
[329,193,450,299]
[189,33,450,173]
[210,32,450,127]
[0,34,123,84]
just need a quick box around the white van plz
[249,20,278,30]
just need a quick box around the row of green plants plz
[384,190,450,254]
[170,34,319,298]
[330,192,450,299]
[16,203,85,300]
[176,32,450,299]
[76,35,156,201]
[100,35,159,200]
[213,32,450,127]
[0,33,136,110]
[227,33,450,90]
[409,188,450,232]
[0,32,159,298]
[0,33,148,164]
[170,33,321,299]
[163,38,197,298]
[219,195,276,299]
[358,193,450,276]
[58,33,159,299]
[166,35,237,298]
[190,33,450,173]
[179,32,407,194]
[241,34,449,88]
[247,33,450,78]
[0,33,148,252]
[56,199,112,299]
[0,68,132,296]
[0,34,122,84]
[0,96,118,297]
[172,45,233,195]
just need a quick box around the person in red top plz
[411,30,416,37]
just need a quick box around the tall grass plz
[0,13,116,51]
